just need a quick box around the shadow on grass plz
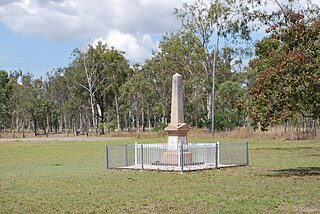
[309,155,320,157]
[268,167,320,177]
[254,147,320,151]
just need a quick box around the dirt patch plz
[0,136,131,143]
[299,205,320,213]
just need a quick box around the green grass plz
[0,138,319,213]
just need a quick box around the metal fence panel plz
[106,142,248,172]
[184,143,217,166]
[135,143,168,166]
[106,144,135,169]
[219,142,248,166]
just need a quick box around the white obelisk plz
[170,73,184,124]
[164,73,191,165]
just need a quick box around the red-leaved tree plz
[248,11,320,131]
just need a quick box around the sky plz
[0,0,190,78]
[0,0,319,78]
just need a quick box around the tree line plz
[0,0,319,137]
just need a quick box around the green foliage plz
[173,0,253,132]
[248,12,320,130]
[98,121,115,131]
[196,117,211,129]
[0,70,13,127]
[215,109,242,130]
[216,81,245,109]
[152,123,167,132]
[13,74,54,134]
[6,1,318,133]
[66,42,132,132]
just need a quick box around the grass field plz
[0,136,319,213]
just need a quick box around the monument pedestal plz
[162,151,192,166]
[163,123,192,165]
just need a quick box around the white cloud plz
[93,31,158,64]
[0,0,191,63]
[0,0,186,39]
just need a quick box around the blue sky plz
[0,22,84,78]
[0,0,184,78]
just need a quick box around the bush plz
[98,121,115,132]
[152,123,167,132]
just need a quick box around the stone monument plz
[163,73,192,165]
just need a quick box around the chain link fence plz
[106,142,248,172]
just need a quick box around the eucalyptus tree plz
[99,48,131,132]
[150,32,210,127]
[143,55,172,126]
[174,0,252,133]
[10,72,29,136]
[215,81,246,130]
[246,0,320,28]
[120,64,154,133]
[11,73,53,136]
[0,70,14,134]
[69,42,109,135]
[67,42,132,134]
[63,64,91,135]
[46,68,76,133]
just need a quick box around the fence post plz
[215,141,220,168]
[134,142,138,166]
[105,145,109,170]
[141,144,144,170]
[246,142,249,166]
[180,144,184,173]
[125,144,128,167]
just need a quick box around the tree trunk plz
[11,116,15,138]
[147,105,151,132]
[141,95,145,132]
[98,101,105,135]
[59,114,63,133]
[64,114,68,137]
[89,93,97,135]
[124,113,128,131]
[16,115,19,133]
[47,114,50,137]
[207,93,211,121]
[34,119,37,136]
[79,110,83,135]
[115,94,121,131]
[73,119,77,136]
[211,45,218,134]
[22,121,25,138]
[284,121,287,133]
[141,107,145,132]
[131,110,135,131]
[162,107,166,124]
[136,108,140,138]
[86,107,90,137]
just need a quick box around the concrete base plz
[162,151,192,165]
[118,164,241,172]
